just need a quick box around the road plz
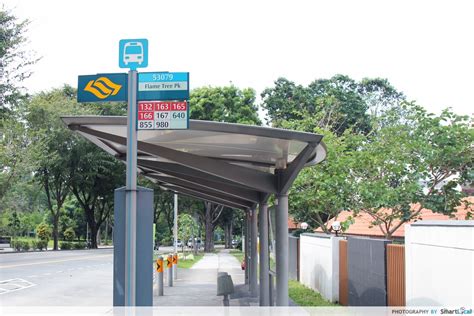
[0,249,113,306]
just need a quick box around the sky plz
[3,0,474,117]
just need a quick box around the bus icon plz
[119,39,148,70]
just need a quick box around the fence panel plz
[387,244,405,306]
[339,239,348,306]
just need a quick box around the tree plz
[36,222,51,243]
[289,130,361,232]
[216,208,238,249]
[188,85,262,252]
[190,85,261,125]
[0,6,39,116]
[177,213,197,255]
[199,202,225,252]
[26,86,86,250]
[261,75,405,135]
[7,211,20,239]
[351,103,473,239]
[69,140,125,248]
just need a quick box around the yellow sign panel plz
[172,254,178,265]
[156,258,163,273]
[84,77,122,99]
[166,255,172,268]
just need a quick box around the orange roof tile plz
[315,197,473,238]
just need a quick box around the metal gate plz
[387,244,405,306]
[339,239,348,306]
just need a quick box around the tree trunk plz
[204,219,214,252]
[224,224,229,249]
[229,220,234,248]
[89,222,99,249]
[52,214,59,251]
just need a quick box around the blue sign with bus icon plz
[119,39,148,70]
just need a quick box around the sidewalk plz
[153,249,257,306]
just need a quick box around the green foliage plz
[11,239,30,251]
[0,6,39,115]
[7,211,20,237]
[72,241,86,250]
[178,213,198,248]
[36,222,51,241]
[288,280,338,306]
[289,130,362,232]
[190,85,261,125]
[176,253,204,269]
[261,75,404,135]
[351,103,473,238]
[63,227,75,241]
[32,239,47,251]
[59,241,72,250]
[229,249,244,263]
[26,86,92,250]
[68,135,124,249]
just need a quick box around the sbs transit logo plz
[84,77,122,99]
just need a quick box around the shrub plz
[20,240,30,251]
[12,240,30,251]
[73,242,86,250]
[32,239,48,251]
[11,240,21,251]
[63,227,76,241]
[60,241,72,250]
[36,222,51,242]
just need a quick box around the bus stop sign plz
[119,39,148,70]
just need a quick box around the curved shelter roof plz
[62,116,327,210]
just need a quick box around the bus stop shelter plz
[62,116,327,306]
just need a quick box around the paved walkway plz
[153,249,257,306]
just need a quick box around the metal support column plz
[125,69,138,306]
[275,193,289,306]
[259,202,270,306]
[250,208,258,296]
[173,193,178,280]
[244,212,249,285]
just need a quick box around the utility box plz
[113,186,153,306]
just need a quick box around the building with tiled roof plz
[313,196,473,239]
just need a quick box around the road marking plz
[0,278,36,295]
[0,254,111,269]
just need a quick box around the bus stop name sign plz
[138,72,189,101]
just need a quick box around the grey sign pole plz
[173,193,178,279]
[125,69,138,306]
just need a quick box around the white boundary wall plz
[299,233,343,302]
[405,221,474,306]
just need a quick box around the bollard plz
[156,257,164,296]
[167,254,173,287]
[173,253,178,280]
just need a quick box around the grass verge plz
[288,280,339,306]
[177,253,204,268]
[229,249,244,263]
